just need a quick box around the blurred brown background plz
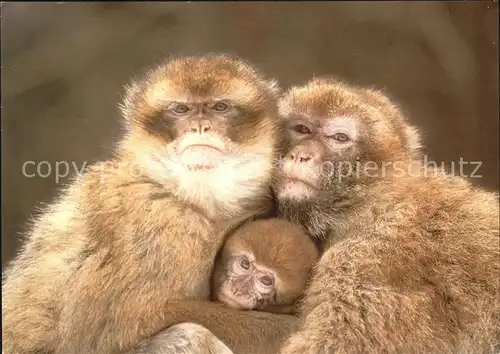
[1,2,498,266]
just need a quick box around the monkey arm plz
[261,304,298,315]
[54,255,172,354]
[131,323,236,354]
[132,300,297,354]
[279,236,448,354]
[55,255,295,354]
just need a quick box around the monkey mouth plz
[278,177,318,200]
[180,144,224,170]
[280,163,319,190]
[188,164,216,171]
[218,292,254,310]
[283,176,318,190]
[180,144,223,154]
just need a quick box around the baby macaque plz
[212,218,319,314]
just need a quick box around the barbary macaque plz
[212,218,319,314]
[2,54,295,354]
[273,78,500,354]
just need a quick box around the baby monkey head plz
[118,54,281,216]
[275,78,422,236]
[212,218,319,314]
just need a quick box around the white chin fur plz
[179,146,224,168]
[277,180,317,201]
[146,153,272,217]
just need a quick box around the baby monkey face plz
[216,253,277,311]
[212,219,319,313]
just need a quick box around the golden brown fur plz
[274,78,500,354]
[1,54,294,354]
[212,218,319,314]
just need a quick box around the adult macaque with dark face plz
[212,218,319,314]
[2,54,296,354]
[274,78,500,354]
[133,77,499,354]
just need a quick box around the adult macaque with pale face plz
[2,54,296,354]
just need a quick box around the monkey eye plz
[330,132,350,143]
[239,257,251,270]
[171,103,191,115]
[211,101,230,113]
[292,124,311,135]
[259,275,274,287]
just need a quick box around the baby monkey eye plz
[171,103,191,115]
[330,132,350,143]
[259,275,274,287]
[239,257,250,270]
[292,124,312,135]
[212,101,230,113]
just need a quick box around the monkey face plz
[155,100,247,170]
[118,55,281,216]
[215,253,277,311]
[211,219,319,312]
[276,115,360,201]
[275,78,419,237]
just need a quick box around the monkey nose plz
[189,120,212,134]
[288,152,314,164]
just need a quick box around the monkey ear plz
[118,79,143,122]
[278,94,293,117]
[367,88,424,157]
[363,88,423,158]
[362,88,393,108]
[265,78,282,96]
[404,124,423,158]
